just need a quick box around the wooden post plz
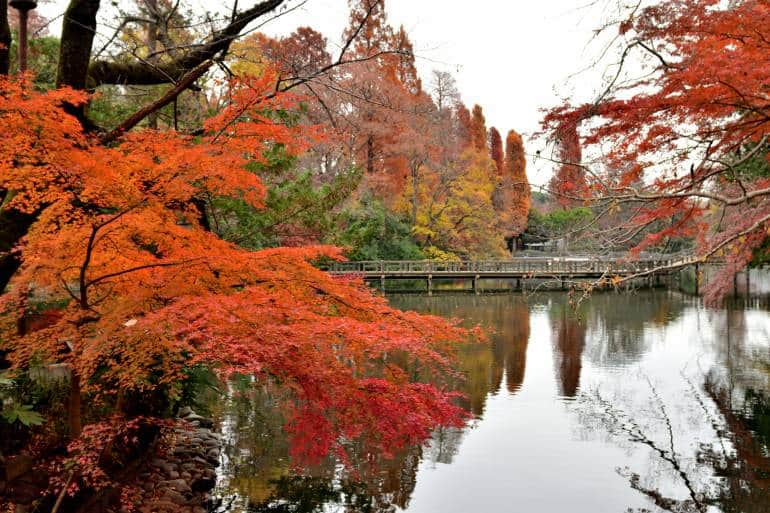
[427,275,433,296]
[695,263,700,296]
[380,275,385,293]
[733,269,738,296]
[746,269,751,296]
[473,275,480,295]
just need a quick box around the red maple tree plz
[0,71,471,466]
[543,0,770,298]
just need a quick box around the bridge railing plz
[324,258,689,276]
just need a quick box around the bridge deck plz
[326,257,694,280]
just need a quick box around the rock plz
[173,447,195,458]
[161,479,192,494]
[183,414,213,428]
[192,507,206,513]
[167,470,180,480]
[178,406,194,417]
[4,454,34,482]
[157,461,176,475]
[191,477,216,493]
[145,500,179,512]
[205,448,219,460]
[163,488,188,505]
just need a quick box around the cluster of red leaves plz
[47,416,159,499]
[0,72,473,462]
[542,0,770,299]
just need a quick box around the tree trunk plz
[366,136,374,174]
[0,0,10,75]
[0,207,36,292]
[411,165,419,226]
[57,0,101,90]
[68,371,82,438]
[145,0,160,130]
[86,0,285,87]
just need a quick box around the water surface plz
[213,291,770,513]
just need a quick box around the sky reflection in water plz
[213,290,770,513]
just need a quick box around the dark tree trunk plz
[68,371,82,438]
[366,136,374,174]
[0,207,36,292]
[56,0,101,90]
[0,0,10,75]
[191,197,211,231]
[411,165,419,226]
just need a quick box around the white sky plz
[37,0,618,186]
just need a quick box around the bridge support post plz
[427,275,433,296]
[695,263,700,296]
[746,269,751,296]
[473,275,480,295]
[380,275,385,293]
[516,278,521,291]
[561,277,566,291]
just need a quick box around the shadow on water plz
[211,289,770,513]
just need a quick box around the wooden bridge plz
[325,256,698,293]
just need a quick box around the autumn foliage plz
[0,72,470,469]
[548,121,586,207]
[500,130,531,238]
[543,0,770,298]
[489,127,504,175]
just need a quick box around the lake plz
[211,290,770,513]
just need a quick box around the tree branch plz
[87,0,285,86]
[101,59,214,143]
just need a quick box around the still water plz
[212,290,770,512]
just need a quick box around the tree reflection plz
[551,306,586,398]
[700,383,770,513]
[424,426,466,466]
[581,291,686,368]
[573,299,770,513]
[391,294,532,415]
[213,383,426,513]
[491,299,530,394]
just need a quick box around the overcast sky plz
[37,0,616,186]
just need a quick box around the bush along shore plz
[1,408,221,513]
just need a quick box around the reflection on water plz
[212,290,770,513]
[551,305,586,398]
